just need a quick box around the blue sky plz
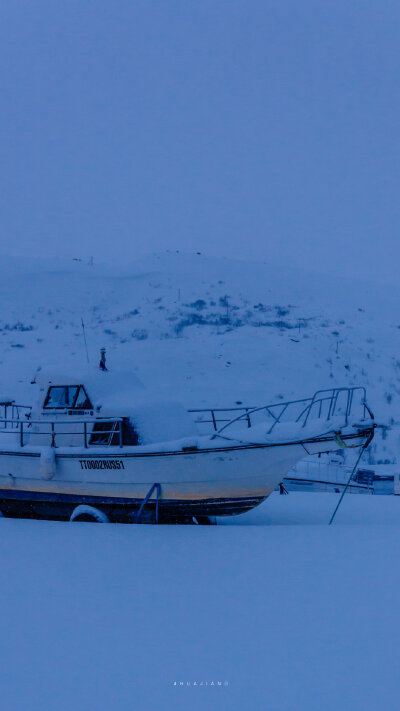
[0,1,398,280]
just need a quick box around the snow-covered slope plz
[0,251,397,462]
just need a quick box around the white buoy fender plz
[70,505,109,523]
[39,446,56,480]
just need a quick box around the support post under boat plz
[135,483,161,524]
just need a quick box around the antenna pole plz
[81,318,90,363]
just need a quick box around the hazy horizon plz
[0,1,398,283]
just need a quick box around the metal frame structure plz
[190,387,371,437]
[134,483,161,523]
[0,415,124,448]
[0,401,31,425]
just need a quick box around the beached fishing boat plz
[0,360,375,522]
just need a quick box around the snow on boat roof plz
[34,366,146,412]
[33,366,198,443]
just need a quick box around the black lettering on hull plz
[79,459,125,470]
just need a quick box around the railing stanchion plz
[327,390,336,421]
[20,421,23,447]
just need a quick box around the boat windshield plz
[43,385,93,410]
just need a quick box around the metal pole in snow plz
[81,318,90,363]
[329,445,365,525]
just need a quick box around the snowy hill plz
[0,251,398,463]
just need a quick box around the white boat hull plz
[0,427,373,521]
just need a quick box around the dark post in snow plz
[99,348,108,371]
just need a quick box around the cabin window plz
[74,386,92,410]
[43,385,93,410]
[89,418,139,446]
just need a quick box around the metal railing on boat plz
[0,401,31,427]
[189,387,372,436]
[0,386,372,447]
[0,416,124,448]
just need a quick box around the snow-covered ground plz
[1,493,400,711]
[0,252,399,709]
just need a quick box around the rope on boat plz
[334,432,360,449]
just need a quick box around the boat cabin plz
[23,366,197,448]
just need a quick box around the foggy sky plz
[0,1,399,281]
